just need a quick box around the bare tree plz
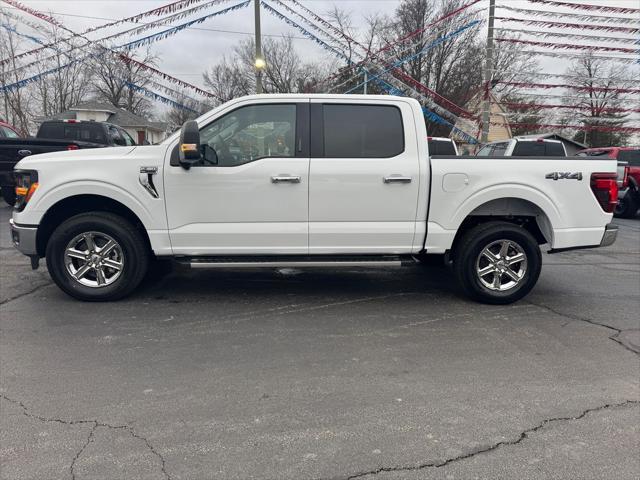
[90,48,157,116]
[163,91,209,131]
[0,13,34,134]
[563,55,634,147]
[203,56,252,104]
[203,36,330,99]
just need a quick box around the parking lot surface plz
[1,204,638,480]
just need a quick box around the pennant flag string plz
[270,0,482,121]
[260,0,480,143]
[501,102,640,114]
[344,21,481,95]
[526,0,640,15]
[0,1,229,99]
[494,28,639,45]
[118,1,251,51]
[506,49,640,64]
[495,82,640,95]
[494,69,640,84]
[3,0,248,74]
[317,0,484,87]
[501,90,640,104]
[125,82,200,113]
[495,5,640,26]
[275,0,482,120]
[495,37,639,54]
[501,113,639,125]
[1,0,230,66]
[495,17,640,35]
[498,121,640,134]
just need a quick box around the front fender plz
[16,180,165,230]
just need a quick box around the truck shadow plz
[138,263,459,303]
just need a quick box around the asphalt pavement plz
[1,204,638,480]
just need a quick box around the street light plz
[254,0,263,94]
[255,56,266,70]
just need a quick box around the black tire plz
[1,187,16,206]
[614,192,638,219]
[45,212,149,301]
[452,221,542,304]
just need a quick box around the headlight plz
[14,169,39,212]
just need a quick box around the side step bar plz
[180,255,416,269]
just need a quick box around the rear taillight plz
[622,166,629,189]
[14,169,39,212]
[590,173,618,213]
[66,144,79,150]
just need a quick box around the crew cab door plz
[308,100,420,253]
[164,101,309,255]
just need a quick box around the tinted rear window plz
[546,142,565,156]
[322,104,404,158]
[38,122,107,144]
[618,149,640,166]
[512,141,546,156]
[429,139,456,155]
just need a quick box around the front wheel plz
[452,222,542,304]
[46,212,149,301]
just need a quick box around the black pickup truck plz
[1,120,136,205]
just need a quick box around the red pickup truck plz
[577,147,640,218]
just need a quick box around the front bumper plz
[600,223,618,247]
[9,218,38,256]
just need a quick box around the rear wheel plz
[46,212,149,301]
[452,222,542,304]
[614,191,638,219]
[1,187,16,206]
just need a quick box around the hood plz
[15,145,167,170]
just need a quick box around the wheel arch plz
[450,197,555,255]
[36,194,152,257]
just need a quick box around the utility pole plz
[254,0,264,94]
[480,0,496,144]
[363,71,368,94]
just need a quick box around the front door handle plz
[18,149,32,157]
[383,175,412,184]
[271,175,301,184]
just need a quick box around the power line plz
[0,6,312,40]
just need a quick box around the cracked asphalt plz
[1,204,638,480]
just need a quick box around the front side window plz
[476,144,493,156]
[322,104,404,158]
[618,150,640,166]
[198,104,296,167]
[117,127,136,146]
[1,125,19,138]
[108,126,126,146]
[491,142,509,156]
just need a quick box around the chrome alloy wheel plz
[64,232,124,288]
[475,239,528,292]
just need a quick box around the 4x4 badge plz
[545,172,583,181]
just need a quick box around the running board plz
[180,255,414,269]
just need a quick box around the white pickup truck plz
[9,94,618,304]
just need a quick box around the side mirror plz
[178,120,201,169]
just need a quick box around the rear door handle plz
[18,150,32,157]
[383,175,412,184]
[271,175,301,184]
